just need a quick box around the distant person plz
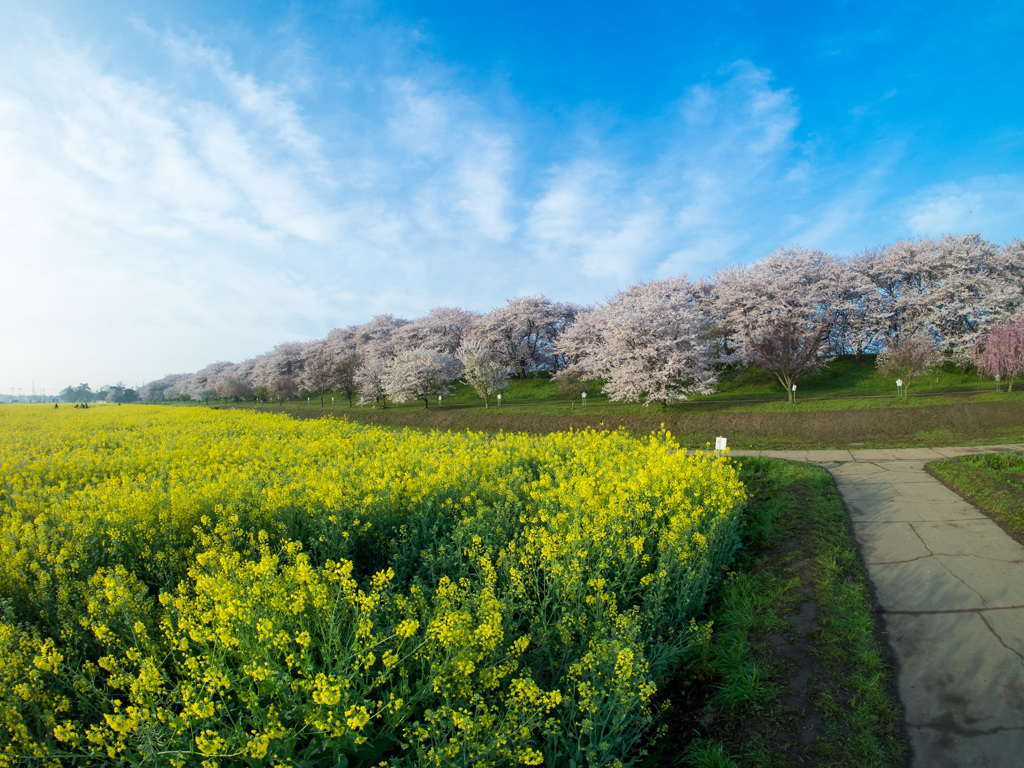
[54,402,58,409]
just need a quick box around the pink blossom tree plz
[322,326,361,406]
[876,331,941,396]
[746,318,829,403]
[215,374,253,403]
[355,356,390,408]
[975,318,1024,392]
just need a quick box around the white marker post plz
[715,436,727,455]
[896,379,903,398]
[581,392,586,407]
[791,383,797,403]
[496,393,501,407]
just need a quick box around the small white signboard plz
[715,436,727,451]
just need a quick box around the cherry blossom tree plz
[215,374,253,403]
[252,342,309,388]
[713,247,844,394]
[269,376,296,403]
[177,361,236,400]
[975,318,1024,392]
[876,332,941,396]
[470,296,578,379]
[456,341,510,408]
[860,235,1023,366]
[747,317,829,402]
[321,326,361,406]
[139,374,187,402]
[300,342,337,407]
[352,315,409,407]
[393,307,480,355]
[556,277,718,407]
[382,348,461,408]
[355,356,390,408]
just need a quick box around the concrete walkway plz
[732,444,1024,768]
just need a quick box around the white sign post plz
[791,383,797,403]
[896,379,903,398]
[715,436,727,453]
[496,393,501,407]
[581,392,587,407]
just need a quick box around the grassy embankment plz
[928,451,1024,546]
[654,456,906,767]
[237,355,1024,450]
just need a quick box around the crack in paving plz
[887,606,1024,615]
[822,445,1024,766]
[908,718,1024,737]
[908,523,990,608]
[978,612,1024,672]
[873,553,934,565]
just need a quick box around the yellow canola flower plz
[0,405,746,768]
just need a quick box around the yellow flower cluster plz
[0,405,745,767]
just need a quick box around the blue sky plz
[2,0,1022,394]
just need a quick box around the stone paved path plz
[732,445,1024,767]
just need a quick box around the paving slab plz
[808,446,1024,767]
[802,449,855,462]
[844,498,984,523]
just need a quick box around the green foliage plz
[0,406,747,767]
[670,459,905,767]
[929,451,1024,537]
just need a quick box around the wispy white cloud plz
[903,175,1024,240]
[3,11,1010,392]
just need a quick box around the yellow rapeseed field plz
[0,405,745,767]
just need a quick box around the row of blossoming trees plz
[142,234,1024,407]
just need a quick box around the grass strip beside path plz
[652,457,906,767]
[927,451,1024,546]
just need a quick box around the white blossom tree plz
[556,277,718,407]
[300,342,337,407]
[215,374,253,403]
[252,342,309,388]
[355,356,390,408]
[456,342,510,408]
[382,349,461,408]
[322,326,361,406]
[352,315,408,407]
[860,235,1023,366]
[393,307,481,355]
[469,296,578,379]
[714,247,843,394]
[269,375,296,403]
